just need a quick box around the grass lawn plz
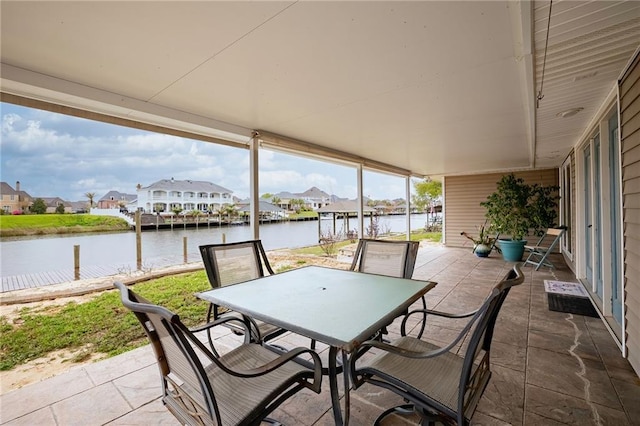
[0,214,130,237]
[0,271,211,371]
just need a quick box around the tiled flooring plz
[1,245,638,425]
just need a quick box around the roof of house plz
[237,200,285,213]
[316,201,376,214]
[99,190,137,202]
[0,181,32,198]
[40,197,70,207]
[299,186,331,199]
[140,179,233,194]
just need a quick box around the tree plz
[31,198,47,214]
[412,179,442,212]
[85,192,96,208]
[55,203,66,214]
[290,198,305,213]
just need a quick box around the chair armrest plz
[230,347,322,379]
[400,307,479,336]
[190,315,252,335]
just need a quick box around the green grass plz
[0,271,211,371]
[287,211,318,219]
[0,214,130,237]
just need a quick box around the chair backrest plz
[536,227,565,251]
[199,240,275,289]
[457,265,524,422]
[350,239,419,278]
[114,282,222,424]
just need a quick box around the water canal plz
[1,214,429,278]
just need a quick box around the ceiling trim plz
[0,92,250,151]
[257,130,415,178]
[0,63,252,144]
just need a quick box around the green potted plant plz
[480,174,559,261]
[460,221,499,257]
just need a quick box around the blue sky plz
[1,102,415,202]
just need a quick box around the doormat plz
[544,280,598,318]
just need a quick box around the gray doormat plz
[544,280,599,318]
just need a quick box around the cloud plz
[1,103,413,202]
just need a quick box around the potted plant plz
[480,174,559,261]
[460,221,499,257]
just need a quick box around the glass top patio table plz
[196,265,436,425]
[196,265,436,352]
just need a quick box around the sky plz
[1,102,417,203]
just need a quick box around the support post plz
[74,245,80,280]
[183,237,188,263]
[135,210,142,270]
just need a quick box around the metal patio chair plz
[350,238,420,279]
[199,240,287,346]
[523,227,566,271]
[350,265,524,425]
[114,281,322,426]
[349,238,427,339]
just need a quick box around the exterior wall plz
[620,52,640,376]
[444,169,559,248]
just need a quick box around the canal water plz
[1,214,429,278]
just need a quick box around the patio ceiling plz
[1,1,639,178]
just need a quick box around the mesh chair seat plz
[356,337,475,420]
[193,344,313,425]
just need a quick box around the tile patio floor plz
[1,245,638,425]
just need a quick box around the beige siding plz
[620,51,640,376]
[444,169,559,248]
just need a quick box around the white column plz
[405,176,411,240]
[249,133,260,239]
[357,164,364,238]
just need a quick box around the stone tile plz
[476,364,525,425]
[82,345,155,385]
[611,377,640,421]
[606,363,640,384]
[471,411,516,425]
[2,406,56,426]
[0,368,94,423]
[105,398,179,425]
[274,385,333,425]
[526,347,622,410]
[523,411,571,425]
[51,382,132,425]
[492,316,528,348]
[112,364,162,409]
[527,328,601,362]
[491,341,527,372]
[525,383,631,425]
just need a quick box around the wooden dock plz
[1,253,203,293]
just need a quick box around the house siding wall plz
[444,169,559,248]
[620,51,640,376]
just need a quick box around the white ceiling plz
[1,1,639,178]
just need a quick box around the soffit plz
[533,0,640,167]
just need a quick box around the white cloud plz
[1,103,412,202]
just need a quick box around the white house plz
[136,178,233,214]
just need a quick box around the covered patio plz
[1,244,637,425]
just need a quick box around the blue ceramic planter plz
[497,239,526,262]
